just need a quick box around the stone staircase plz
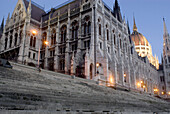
[0,63,170,113]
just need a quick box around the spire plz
[133,16,138,32]
[0,17,4,33]
[113,0,122,22]
[127,20,132,44]
[27,0,32,15]
[127,20,131,35]
[163,18,168,35]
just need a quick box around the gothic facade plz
[0,0,160,95]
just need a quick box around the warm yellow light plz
[44,41,49,45]
[109,76,114,84]
[32,30,37,35]
[168,92,170,95]
[141,81,143,84]
[137,82,140,87]
[143,85,145,88]
[96,63,100,68]
[124,74,126,77]
[154,89,158,92]
[162,92,165,95]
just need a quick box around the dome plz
[131,31,149,46]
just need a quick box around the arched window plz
[120,39,122,49]
[114,34,116,45]
[19,31,22,44]
[88,22,91,34]
[71,21,78,39]
[9,36,13,48]
[33,37,36,47]
[42,32,47,49]
[99,24,101,35]
[14,33,18,46]
[60,59,65,71]
[60,25,67,43]
[84,23,87,35]
[83,16,90,36]
[5,38,8,49]
[30,36,33,47]
[30,36,36,47]
[51,29,56,46]
[107,29,109,40]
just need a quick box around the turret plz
[0,18,4,33]
[113,0,122,22]
[27,0,32,15]
[6,13,10,25]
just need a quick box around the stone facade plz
[0,0,160,95]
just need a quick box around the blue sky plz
[1,0,170,62]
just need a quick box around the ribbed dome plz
[131,31,149,46]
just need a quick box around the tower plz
[162,18,170,95]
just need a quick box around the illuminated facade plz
[0,0,160,95]
[131,18,159,69]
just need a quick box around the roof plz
[23,0,45,22]
[131,31,149,46]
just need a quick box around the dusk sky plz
[1,0,170,62]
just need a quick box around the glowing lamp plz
[162,92,165,95]
[137,82,140,87]
[44,41,49,45]
[96,63,100,68]
[32,30,37,35]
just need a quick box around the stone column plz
[18,22,27,63]
[54,19,60,71]
[65,5,71,74]
[44,25,50,69]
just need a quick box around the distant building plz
[0,0,161,95]
[131,18,159,70]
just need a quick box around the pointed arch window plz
[9,36,13,48]
[30,36,36,48]
[5,38,8,49]
[71,21,79,39]
[107,29,109,40]
[84,23,87,35]
[51,29,56,46]
[88,22,91,34]
[83,16,91,36]
[114,34,116,45]
[99,24,101,35]
[19,31,22,44]
[14,33,18,46]
[60,25,67,43]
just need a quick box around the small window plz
[108,47,110,53]
[100,42,102,49]
[28,52,31,58]
[33,53,36,59]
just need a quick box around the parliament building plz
[0,0,169,97]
